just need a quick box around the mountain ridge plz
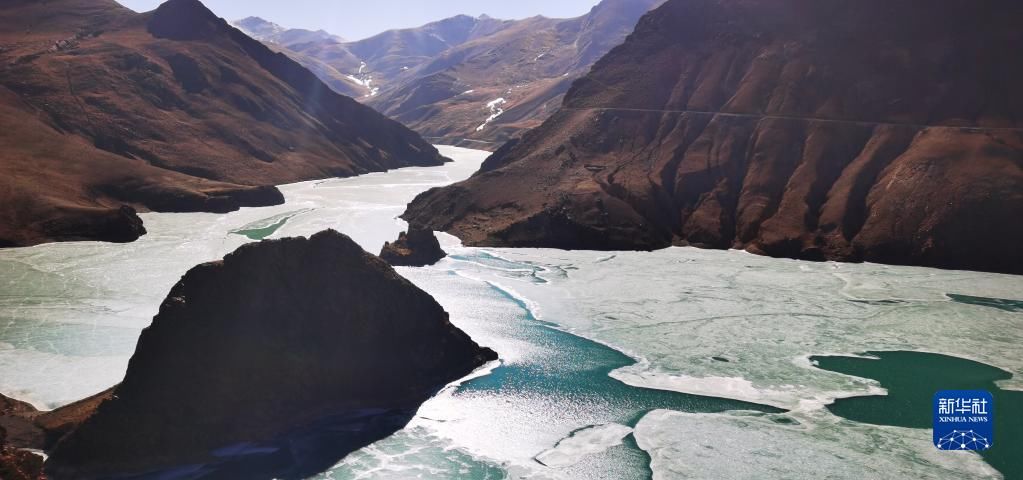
[402,0,1023,274]
[366,0,665,148]
[234,16,344,47]
[0,0,445,247]
[239,0,664,148]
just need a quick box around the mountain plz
[250,0,663,147]
[233,16,344,47]
[366,0,665,148]
[232,16,367,97]
[402,0,1023,274]
[0,0,445,247]
[282,14,509,100]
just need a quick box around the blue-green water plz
[947,294,1023,313]
[231,209,311,240]
[323,249,791,478]
[813,351,1022,479]
[450,276,783,477]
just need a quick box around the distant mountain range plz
[234,16,345,47]
[234,0,664,148]
[402,0,1023,274]
[0,0,444,247]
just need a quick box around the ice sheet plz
[451,247,1023,409]
[634,409,999,479]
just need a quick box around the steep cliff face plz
[404,0,1023,274]
[46,230,496,478]
[0,0,445,247]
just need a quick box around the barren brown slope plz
[0,0,445,247]
[249,0,662,147]
[282,15,509,99]
[366,0,665,149]
[404,0,1023,274]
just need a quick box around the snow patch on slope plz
[346,62,379,96]
[476,98,507,131]
[345,75,369,87]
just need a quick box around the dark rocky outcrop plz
[0,388,113,458]
[379,229,447,267]
[0,395,44,480]
[35,206,147,245]
[45,230,496,479]
[0,0,446,247]
[403,0,1023,274]
[0,432,43,480]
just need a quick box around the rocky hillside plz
[232,16,366,97]
[246,0,663,148]
[45,230,496,478]
[0,432,43,480]
[0,395,44,480]
[0,0,446,247]
[403,0,1023,274]
[368,0,665,149]
[248,14,507,100]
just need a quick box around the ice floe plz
[535,424,633,468]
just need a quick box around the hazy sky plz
[115,0,603,40]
